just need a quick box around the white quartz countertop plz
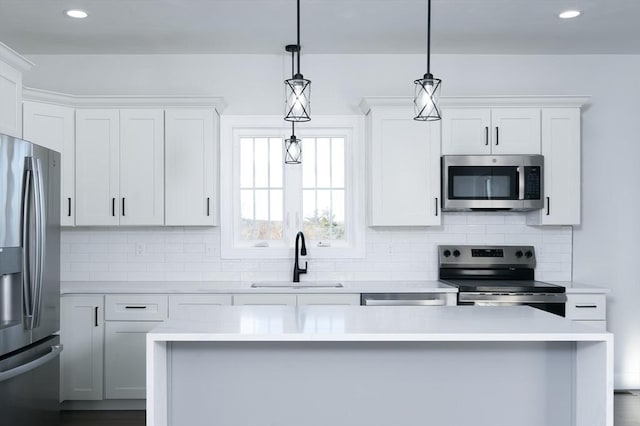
[147,305,610,342]
[61,280,456,294]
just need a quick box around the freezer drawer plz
[0,335,62,426]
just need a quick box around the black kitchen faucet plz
[293,231,307,282]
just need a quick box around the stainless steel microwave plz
[441,155,544,211]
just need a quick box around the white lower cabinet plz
[60,295,104,401]
[169,294,233,320]
[233,294,297,306]
[565,293,607,330]
[297,294,361,305]
[104,321,158,399]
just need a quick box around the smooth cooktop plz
[439,279,566,293]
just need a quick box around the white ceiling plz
[1,0,639,55]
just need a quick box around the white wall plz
[24,53,640,388]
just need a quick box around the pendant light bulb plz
[413,0,442,121]
[285,123,302,164]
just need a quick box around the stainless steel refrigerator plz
[0,133,61,425]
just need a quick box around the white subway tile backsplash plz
[60,212,573,283]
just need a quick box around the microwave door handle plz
[485,178,491,199]
[518,166,525,200]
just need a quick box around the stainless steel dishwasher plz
[361,293,447,306]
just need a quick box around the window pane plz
[270,138,283,187]
[302,138,315,188]
[240,190,255,240]
[270,190,283,240]
[303,189,317,239]
[254,138,269,188]
[316,189,332,240]
[240,138,254,188]
[316,138,331,187]
[331,138,345,188]
[254,189,269,239]
[331,190,345,240]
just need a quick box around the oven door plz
[442,155,543,211]
[458,292,567,316]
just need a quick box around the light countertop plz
[61,280,457,294]
[147,305,610,342]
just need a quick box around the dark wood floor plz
[61,410,145,426]
[60,393,640,426]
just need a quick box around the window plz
[220,116,364,259]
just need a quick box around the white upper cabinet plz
[165,109,217,226]
[119,109,165,225]
[362,99,441,226]
[441,108,540,155]
[0,42,32,138]
[75,109,120,226]
[23,101,76,226]
[527,108,581,225]
[76,109,164,226]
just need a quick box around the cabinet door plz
[527,108,580,225]
[490,108,541,155]
[441,108,491,155]
[76,109,120,226]
[119,109,164,225]
[23,101,76,226]
[297,294,361,305]
[60,295,104,401]
[233,294,297,305]
[165,109,217,226]
[368,106,441,226]
[104,321,159,399]
[169,294,232,320]
[0,60,22,138]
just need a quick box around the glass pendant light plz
[285,122,302,164]
[413,0,442,121]
[284,0,311,122]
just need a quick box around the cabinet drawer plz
[169,294,233,320]
[565,294,606,321]
[105,295,168,321]
[573,320,607,332]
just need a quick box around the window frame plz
[220,115,365,259]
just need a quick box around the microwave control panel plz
[524,166,541,200]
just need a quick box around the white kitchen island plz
[146,306,613,426]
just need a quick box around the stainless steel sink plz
[250,282,343,289]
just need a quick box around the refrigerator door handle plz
[20,157,47,330]
[21,158,34,328]
[0,345,63,383]
[32,158,47,328]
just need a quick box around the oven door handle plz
[458,293,567,304]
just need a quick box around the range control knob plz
[525,250,533,258]
[443,249,451,257]
[515,250,524,258]
[453,249,461,257]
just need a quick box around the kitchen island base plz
[146,306,613,426]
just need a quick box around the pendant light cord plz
[297,0,301,75]
[427,0,431,74]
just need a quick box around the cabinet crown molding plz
[23,87,226,111]
[0,42,33,71]
[360,95,591,114]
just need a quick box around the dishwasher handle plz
[362,298,445,306]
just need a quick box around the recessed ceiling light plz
[558,10,581,19]
[65,9,89,19]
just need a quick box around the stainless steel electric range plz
[438,245,567,316]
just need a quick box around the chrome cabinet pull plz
[206,197,210,216]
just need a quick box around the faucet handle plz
[300,261,308,273]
